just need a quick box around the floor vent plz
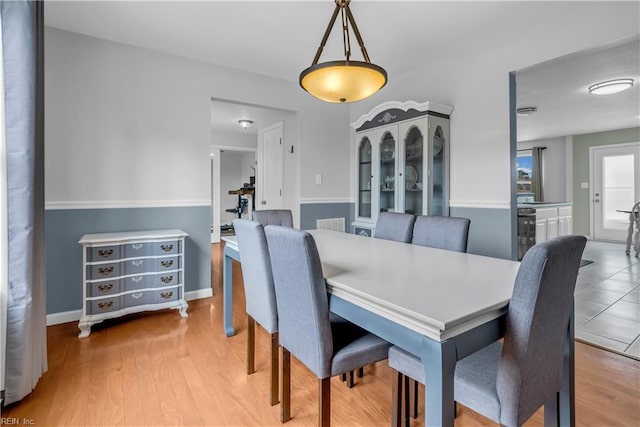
[316,217,345,233]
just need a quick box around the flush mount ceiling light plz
[516,107,538,116]
[238,119,253,129]
[299,0,387,103]
[588,78,634,95]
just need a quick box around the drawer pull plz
[98,301,114,310]
[132,292,143,299]
[132,260,144,267]
[98,249,113,258]
[97,283,113,293]
[161,260,174,268]
[160,291,173,299]
[132,276,143,283]
[160,244,173,252]
[160,275,173,284]
[98,266,114,276]
[131,244,144,250]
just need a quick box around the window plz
[517,151,533,193]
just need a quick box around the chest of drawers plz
[78,229,189,338]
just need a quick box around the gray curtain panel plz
[531,146,544,202]
[1,0,47,404]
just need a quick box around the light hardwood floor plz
[2,242,639,426]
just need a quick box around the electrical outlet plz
[581,182,589,189]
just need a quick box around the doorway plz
[590,142,640,241]
[211,146,257,243]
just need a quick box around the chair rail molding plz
[45,200,211,210]
[449,200,511,209]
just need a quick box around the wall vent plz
[316,217,345,233]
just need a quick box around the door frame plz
[211,145,257,243]
[589,141,640,241]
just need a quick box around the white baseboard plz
[46,288,214,326]
[185,288,213,301]
[46,309,82,326]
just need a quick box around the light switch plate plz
[581,182,589,189]
[315,174,322,184]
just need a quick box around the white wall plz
[349,2,640,210]
[518,137,568,203]
[211,130,256,150]
[45,27,351,217]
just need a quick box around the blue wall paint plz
[299,203,354,231]
[450,207,513,260]
[45,206,211,314]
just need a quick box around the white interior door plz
[591,142,640,241]
[257,122,284,210]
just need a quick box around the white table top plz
[309,229,520,342]
[224,230,520,342]
[221,235,238,249]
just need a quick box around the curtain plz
[1,0,47,404]
[532,146,544,202]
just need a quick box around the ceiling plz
[516,38,639,142]
[45,1,640,139]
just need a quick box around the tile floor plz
[574,240,640,360]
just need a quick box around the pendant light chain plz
[300,0,387,103]
[341,2,351,61]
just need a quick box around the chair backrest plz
[411,216,471,252]
[265,226,333,379]
[496,235,586,426]
[374,212,416,243]
[252,209,294,227]
[232,219,278,333]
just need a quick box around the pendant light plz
[300,0,387,103]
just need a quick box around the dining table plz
[221,229,576,426]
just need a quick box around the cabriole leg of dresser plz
[176,300,189,318]
[77,319,101,338]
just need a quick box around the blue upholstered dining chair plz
[400,214,471,420]
[388,235,586,427]
[232,219,280,406]
[264,225,392,426]
[252,209,294,227]
[374,212,416,243]
[411,215,471,252]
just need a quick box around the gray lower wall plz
[45,205,211,314]
[299,203,355,231]
[300,202,512,260]
[450,207,513,260]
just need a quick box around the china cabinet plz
[352,101,453,236]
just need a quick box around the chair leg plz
[391,370,403,427]
[410,379,418,419]
[357,367,364,378]
[247,315,256,375]
[280,347,291,423]
[403,374,410,427]
[346,370,355,388]
[319,377,331,427]
[270,332,280,406]
[340,373,346,382]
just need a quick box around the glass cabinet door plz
[357,137,372,219]
[403,126,424,215]
[379,131,396,213]
[431,125,445,216]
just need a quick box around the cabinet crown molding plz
[351,100,454,130]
